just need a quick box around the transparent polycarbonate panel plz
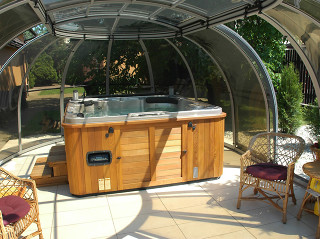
[144,39,193,97]
[116,19,172,33]
[56,22,80,32]
[19,39,79,146]
[269,108,274,132]
[53,6,87,23]
[215,25,277,133]
[182,0,247,17]
[57,18,115,33]
[28,39,79,90]
[0,34,57,93]
[109,40,150,95]
[188,29,267,150]
[0,4,40,49]
[0,0,18,8]
[176,37,233,144]
[88,3,123,14]
[0,34,58,162]
[266,5,320,80]
[66,40,110,96]
[125,4,159,15]
[284,0,320,21]
[156,9,193,24]
[42,0,89,10]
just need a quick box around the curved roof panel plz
[0,0,279,40]
[0,3,40,49]
[283,0,320,21]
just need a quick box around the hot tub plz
[62,95,226,195]
[63,95,223,124]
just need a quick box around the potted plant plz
[304,99,320,161]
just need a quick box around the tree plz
[277,63,303,133]
[67,40,153,95]
[29,53,58,87]
[47,40,72,82]
[227,16,286,72]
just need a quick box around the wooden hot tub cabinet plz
[62,113,226,195]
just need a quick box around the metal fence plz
[285,46,316,104]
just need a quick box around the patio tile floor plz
[2,144,318,239]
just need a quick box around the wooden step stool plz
[31,145,68,187]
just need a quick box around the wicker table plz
[297,161,320,239]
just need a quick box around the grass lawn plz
[38,87,85,96]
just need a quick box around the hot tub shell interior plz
[64,95,223,124]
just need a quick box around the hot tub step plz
[31,157,52,179]
[30,147,68,187]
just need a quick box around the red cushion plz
[246,163,287,181]
[0,195,30,226]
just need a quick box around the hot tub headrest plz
[146,97,179,104]
[79,100,94,107]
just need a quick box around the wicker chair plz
[237,132,305,223]
[0,167,43,239]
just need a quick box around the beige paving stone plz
[37,186,58,203]
[177,215,245,239]
[54,206,112,227]
[218,198,270,216]
[55,184,74,199]
[247,218,315,239]
[169,202,233,225]
[295,210,319,232]
[293,184,310,200]
[117,224,186,239]
[107,189,159,204]
[55,195,109,213]
[149,182,203,194]
[198,176,240,191]
[113,211,176,234]
[232,205,295,228]
[205,185,243,202]
[155,185,213,211]
[108,196,167,219]
[51,220,117,239]
[38,212,54,229]
[207,229,256,239]
[22,225,52,239]
[38,201,55,215]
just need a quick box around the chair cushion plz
[0,195,30,226]
[246,163,287,181]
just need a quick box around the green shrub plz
[29,53,58,87]
[304,99,320,141]
[277,63,303,134]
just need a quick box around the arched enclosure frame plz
[0,0,319,163]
